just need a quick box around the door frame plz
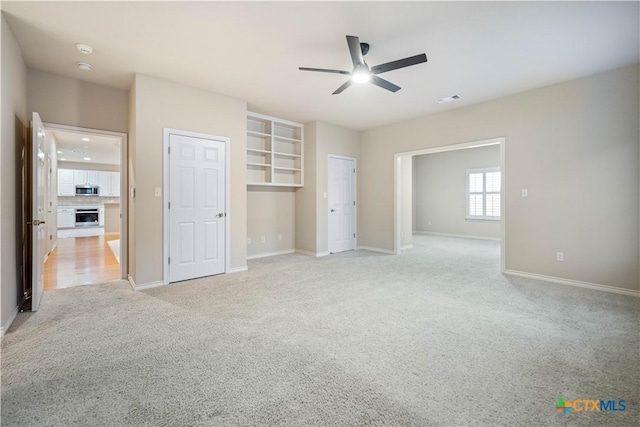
[327,154,357,253]
[393,137,505,270]
[162,128,231,285]
[43,122,129,279]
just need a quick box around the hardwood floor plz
[44,234,121,290]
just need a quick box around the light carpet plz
[1,235,638,426]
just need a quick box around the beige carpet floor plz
[1,235,638,426]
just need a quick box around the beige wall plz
[295,122,317,253]
[1,15,28,330]
[130,74,247,285]
[247,188,295,257]
[413,145,501,239]
[28,70,128,133]
[399,155,412,247]
[360,65,639,291]
[299,122,360,255]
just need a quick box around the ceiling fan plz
[299,35,427,95]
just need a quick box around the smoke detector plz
[76,43,93,54]
[76,62,92,71]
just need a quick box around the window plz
[466,167,501,220]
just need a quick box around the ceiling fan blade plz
[370,54,427,75]
[332,79,354,95]
[346,35,365,67]
[370,75,401,93]
[299,67,351,75]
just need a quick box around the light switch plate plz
[521,189,528,197]
[154,187,161,197]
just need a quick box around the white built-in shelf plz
[247,112,304,187]
[247,130,271,138]
[274,167,301,172]
[274,152,301,158]
[274,135,301,143]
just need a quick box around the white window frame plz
[466,167,501,221]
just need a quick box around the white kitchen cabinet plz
[57,208,75,228]
[58,169,75,196]
[110,172,120,197]
[98,171,120,197]
[73,170,88,186]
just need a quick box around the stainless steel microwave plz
[75,185,99,196]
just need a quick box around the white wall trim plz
[357,246,395,254]
[295,249,330,257]
[503,270,640,298]
[1,306,19,338]
[247,249,295,260]
[414,231,500,242]
[228,266,248,274]
[163,128,231,285]
[134,281,166,291]
[401,244,413,250]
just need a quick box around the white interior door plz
[169,133,226,283]
[328,155,356,253]
[31,112,47,311]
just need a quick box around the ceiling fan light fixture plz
[352,71,370,84]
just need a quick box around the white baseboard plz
[128,274,165,291]
[414,231,500,242]
[295,249,330,257]
[247,249,295,260]
[503,270,640,298]
[228,266,248,274]
[1,305,20,338]
[401,244,413,250]
[357,246,395,254]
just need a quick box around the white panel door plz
[169,134,226,283]
[30,112,47,311]
[328,156,356,253]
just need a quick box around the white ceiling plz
[52,130,120,165]
[3,1,638,131]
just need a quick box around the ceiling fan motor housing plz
[360,42,370,56]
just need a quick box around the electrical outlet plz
[247,238,251,245]
[278,234,282,241]
[556,252,564,262]
[522,189,528,197]
[261,236,266,243]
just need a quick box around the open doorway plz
[395,138,505,270]
[42,123,127,289]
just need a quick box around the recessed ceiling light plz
[82,138,91,142]
[76,43,93,54]
[76,62,92,71]
[437,94,461,104]
[83,157,91,161]
[57,151,62,154]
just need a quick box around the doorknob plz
[330,209,336,212]
[32,220,46,226]
[214,213,224,218]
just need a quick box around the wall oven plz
[75,208,99,227]
[75,185,99,196]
